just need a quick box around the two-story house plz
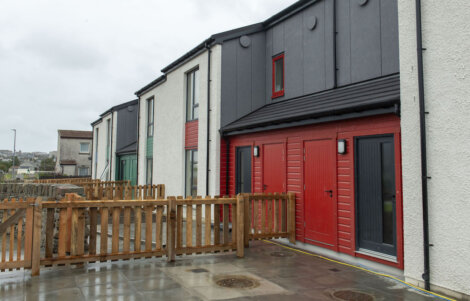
[55,130,93,176]
[91,99,138,184]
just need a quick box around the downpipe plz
[415,0,431,291]
[205,43,212,196]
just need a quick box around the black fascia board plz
[135,75,167,97]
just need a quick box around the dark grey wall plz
[116,103,138,153]
[221,0,399,127]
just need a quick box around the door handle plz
[324,190,333,197]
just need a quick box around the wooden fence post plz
[236,194,245,258]
[243,194,250,247]
[31,197,42,276]
[287,192,296,244]
[167,197,176,262]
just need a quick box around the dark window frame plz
[272,53,285,99]
[185,149,198,197]
[186,68,199,121]
[147,97,154,137]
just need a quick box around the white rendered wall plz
[143,45,222,197]
[110,111,117,181]
[398,1,470,297]
[92,113,112,180]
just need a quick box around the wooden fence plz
[33,178,97,185]
[0,192,295,276]
[81,183,165,200]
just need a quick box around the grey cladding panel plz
[265,29,273,104]
[236,45,252,117]
[323,0,335,89]
[381,0,399,75]
[272,24,284,55]
[251,32,266,111]
[350,0,382,82]
[302,2,327,95]
[221,40,238,127]
[336,0,351,85]
[284,13,303,100]
[116,104,138,153]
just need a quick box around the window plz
[185,149,198,197]
[147,97,154,137]
[78,167,89,176]
[94,128,99,178]
[272,53,284,98]
[80,142,90,154]
[146,158,153,185]
[106,119,111,162]
[186,68,199,121]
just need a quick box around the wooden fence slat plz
[123,207,131,252]
[231,203,237,249]
[134,207,141,252]
[205,204,211,247]
[58,208,68,257]
[155,206,163,250]
[89,208,97,256]
[267,196,273,234]
[236,195,244,258]
[223,204,229,245]
[287,192,296,244]
[145,206,153,252]
[196,204,202,247]
[167,197,176,262]
[1,199,8,269]
[77,209,85,258]
[70,208,78,256]
[281,197,287,232]
[112,207,120,254]
[176,204,183,250]
[45,208,55,258]
[274,194,279,234]
[244,195,250,247]
[186,204,193,248]
[31,198,42,276]
[9,198,15,263]
[214,204,220,246]
[100,208,109,257]
[16,207,23,266]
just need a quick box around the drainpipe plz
[333,0,338,88]
[136,98,141,185]
[110,112,114,181]
[205,43,212,196]
[415,0,431,291]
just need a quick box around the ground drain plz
[188,268,209,273]
[331,290,375,301]
[214,275,260,289]
[270,251,294,257]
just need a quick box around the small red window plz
[272,53,284,99]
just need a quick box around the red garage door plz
[304,139,336,248]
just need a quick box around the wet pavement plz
[0,240,440,300]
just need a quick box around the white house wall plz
[92,113,113,181]
[399,0,470,297]
[137,45,222,197]
[110,111,118,181]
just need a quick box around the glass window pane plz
[193,69,199,106]
[274,58,284,92]
[146,158,153,185]
[381,141,395,245]
[80,143,89,153]
[185,150,192,196]
[192,150,198,196]
[193,105,199,120]
[186,72,193,120]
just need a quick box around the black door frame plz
[235,146,252,194]
[354,134,397,256]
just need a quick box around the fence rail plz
[0,192,295,276]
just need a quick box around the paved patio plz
[0,240,440,301]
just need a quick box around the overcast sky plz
[0,0,296,153]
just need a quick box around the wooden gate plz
[0,198,37,271]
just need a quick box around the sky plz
[0,0,297,153]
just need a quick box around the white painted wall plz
[137,45,222,197]
[398,1,470,297]
[92,113,114,180]
[137,90,157,185]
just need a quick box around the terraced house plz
[91,99,138,184]
[130,0,470,298]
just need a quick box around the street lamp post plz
[11,129,16,179]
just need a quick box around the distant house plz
[55,130,93,176]
[91,100,138,184]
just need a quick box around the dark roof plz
[58,130,93,139]
[135,1,319,97]
[60,160,77,165]
[116,141,137,155]
[91,99,138,126]
[222,74,400,135]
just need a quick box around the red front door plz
[262,143,286,193]
[304,139,336,248]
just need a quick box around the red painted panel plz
[220,114,403,269]
[304,139,337,248]
[262,143,286,193]
[185,120,198,149]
